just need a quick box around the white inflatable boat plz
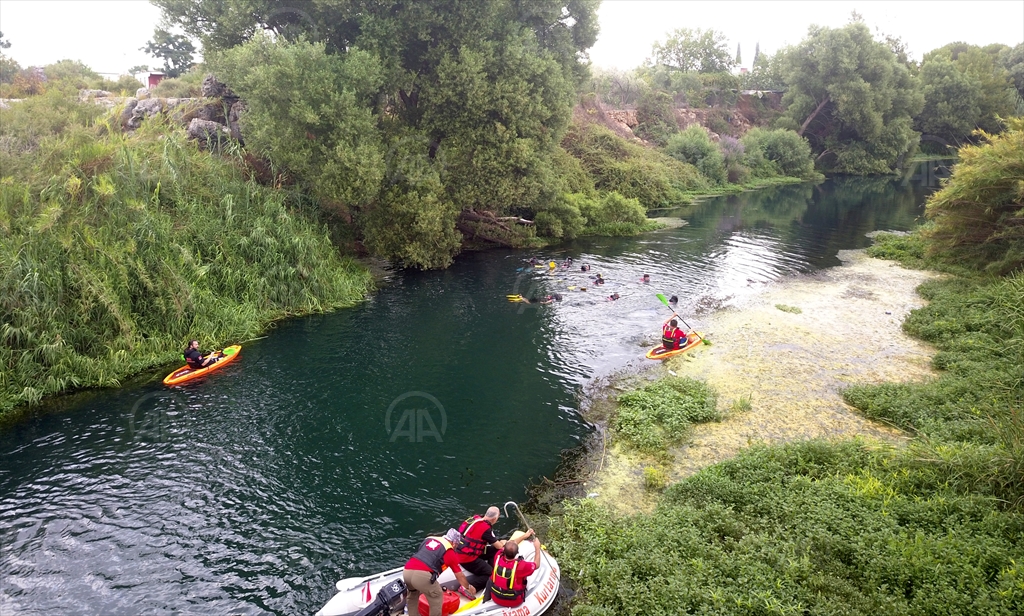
[316,504,560,616]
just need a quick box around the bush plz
[643,466,669,491]
[613,376,719,453]
[634,90,678,146]
[562,120,708,210]
[741,127,820,180]
[150,69,205,98]
[924,117,1024,276]
[551,440,1024,616]
[664,126,727,185]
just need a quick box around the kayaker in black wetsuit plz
[184,340,220,369]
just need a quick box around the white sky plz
[0,0,1021,75]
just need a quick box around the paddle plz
[453,596,483,613]
[656,293,707,345]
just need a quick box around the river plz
[0,172,937,615]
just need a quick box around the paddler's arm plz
[663,313,678,325]
[531,537,541,565]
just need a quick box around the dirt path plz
[589,250,943,513]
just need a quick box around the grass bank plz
[545,240,1023,615]
[0,91,373,420]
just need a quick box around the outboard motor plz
[354,579,407,616]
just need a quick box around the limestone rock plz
[201,74,236,100]
[187,118,230,149]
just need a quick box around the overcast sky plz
[0,0,1021,75]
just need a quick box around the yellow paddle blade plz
[454,597,483,613]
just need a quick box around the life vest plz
[491,554,526,604]
[410,536,453,574]
[184,349,203,369]
[453,515,490,557]
[662,326,681,350]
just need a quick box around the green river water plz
[0,173,937,614]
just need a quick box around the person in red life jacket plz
[403,535,476,616]
[184,339,220,369]
[662,316,688,350]
[485,529,541,607]
[449,507,506,589]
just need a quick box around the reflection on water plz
[0,175,931,615]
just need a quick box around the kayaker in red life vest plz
[450,507,507,589]
[485,529,541,607]
[662,317,688,350]
[403,535,475,616]
[184,340,220,369]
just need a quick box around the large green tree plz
[153,0,599,268]
[779,20,923,174]
[920,42,1017,138]
[651,28,734,73]
[142,28,196,78]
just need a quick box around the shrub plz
[643,466,669,491]
[664,125,727,184]
[613,376,719,453]
[577,191,660,236]
[634,90,678,146]
[562,120,708,209]
[741,127,820,180]
[150,69,205,98]
[924,117,1024,276]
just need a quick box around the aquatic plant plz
[613,376,719,453]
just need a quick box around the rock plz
[78,89,112,100]
[120,98,139,128]
[136,87,150,99]
[201,74,236,99]
[187,118,230,149]
[228,100,246,143]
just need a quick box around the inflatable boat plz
[316,504,559,616]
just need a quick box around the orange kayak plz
[645,334,702,360]
[163,345,242,385]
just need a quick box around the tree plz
[634,90,678,145]
[0,30,11,49]
[925,118,1024,275]
[915,57,981,148]
[753,42,761,65]
[128,64,152,75]
[1000,43,1024,98]
[211,37,385,209]
[779,21,923,174]
[651,28,734,73]
[735,43,741,67]
[740,49,786,91]
[142,28,195,77]
[922,43,1017,136]
[155,0,600,268]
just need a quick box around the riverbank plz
[547,249,943,513]
[545,248,1024,615]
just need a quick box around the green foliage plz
[731,394,752,413]
[642,466,669,491]
[142,28,196,78]
[781,21,923,174]
[633,90,677,146]
[740,127,820,180]
[924,43,1017,135]
[562,120,707,210]
[613,376,719,453]
[651,28,735,74]
[588,67,645,108]
[0,54,21,86]
[578,192,659,236]
[534,192,587,240]
[0,93,372,417]
[552,440,1024,616]
[1000,43,1024,98]
[361,140,461,268]
[665,126,726,185]
[775,304,802,314]
[739,50,787,91]
[924,118,1024,275]
[156,0,600,269]
[211,36,385,210]
[150,69,205,97]
[866,231,930,269]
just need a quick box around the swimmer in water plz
[641,274,651,283]
[593,274,605,285]
[607,293,620,301]
[669,295,678,307]
[580,264,591,272]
